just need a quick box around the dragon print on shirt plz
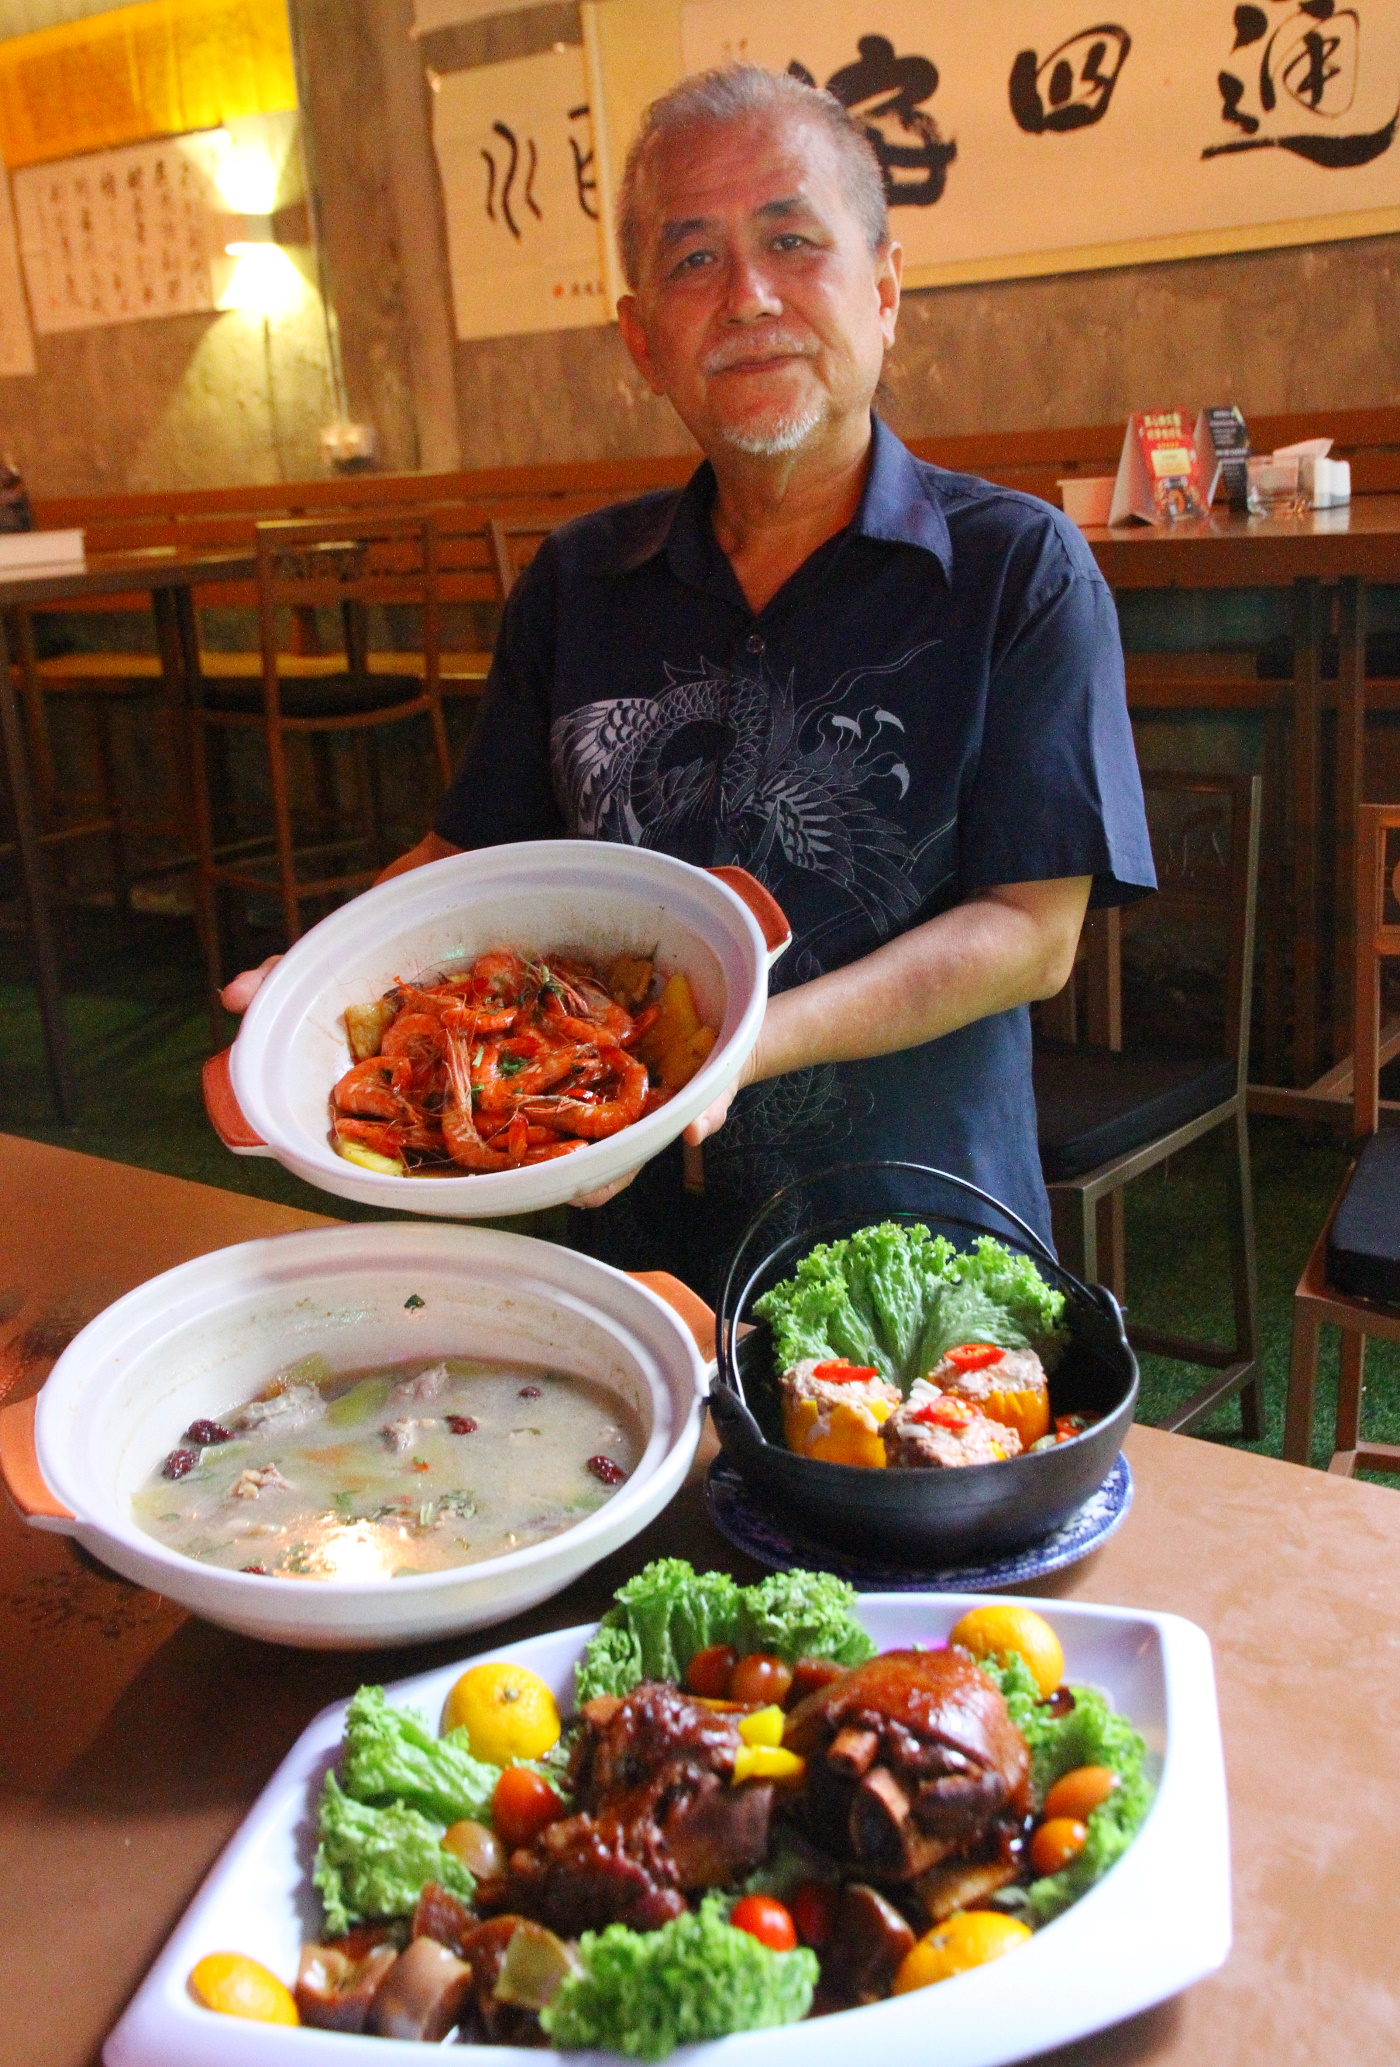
[550,643,956,956]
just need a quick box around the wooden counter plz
[1,1134,1397,2067]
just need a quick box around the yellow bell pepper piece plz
[738,1704,786,1748]
[732,1745,806,1785]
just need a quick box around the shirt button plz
[746,633,765,654]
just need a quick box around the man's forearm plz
[748,878,1092,1086]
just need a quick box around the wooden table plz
[2,1133,1398,2067]
[0,547,256,1120]
[1084,497,1400,1089]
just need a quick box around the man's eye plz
[773,233,810,251]
[669,248,713,277]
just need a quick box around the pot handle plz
[0,1394,76,1529]
[202,1048,272,1155]
[628,1271,716,1362]
[708,867,791,966]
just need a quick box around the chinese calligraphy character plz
[568,103,599,219]
[1009,25,1131,134]
[1206,1,1394,165]
[481,121,542,241]
[791,34,956,207]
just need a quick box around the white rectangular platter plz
[105,1593,1230,2067]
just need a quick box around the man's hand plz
[217,831,463,1017]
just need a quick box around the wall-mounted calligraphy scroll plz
[433,45,610,340]
[13,132,225,334]
[581,0,1400,296]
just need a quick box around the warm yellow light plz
[218,242,305,317]
[212,134,281,215]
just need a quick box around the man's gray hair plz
[616,63,889,290]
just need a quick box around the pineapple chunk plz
[334,1134,404,1176]
[343,997,397,1061]
[608,953,655,1010]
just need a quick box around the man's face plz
[617,111,901,462]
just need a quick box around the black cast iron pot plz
[709,1161,1138,1566]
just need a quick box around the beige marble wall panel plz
[453,232,1400,467]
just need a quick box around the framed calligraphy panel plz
[581,0,1400,295]
[433,45,611,340]
[13,132,225,334]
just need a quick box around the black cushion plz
[1034,1040,1237,1181]
[1326,1128,1400,1304]
[202,671,424,720]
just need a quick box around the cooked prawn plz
[521,1046,649,1140]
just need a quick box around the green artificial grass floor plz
[4,909,1398,1487]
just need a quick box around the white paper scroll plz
[680,0,1400,279]
[434,45,610,340]
[0,172,36,376]
[13,130,226,334]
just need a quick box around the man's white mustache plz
[701,335,816,374]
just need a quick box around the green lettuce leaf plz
[312,1770,474,1937]
[339,1684,502,1825]
[538,1894,818,2060]
[575,1560,874,1704]
[754,1222,1066,1390]
[973,1656,1154,1920]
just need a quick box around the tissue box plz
[1302,456,1351,509]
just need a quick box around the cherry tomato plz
[685,1644,737,1699]
[729,1653,794,1708]
[1029,1816,1089,1876]
[789,1879,838,1950]
[811,1361,880,1383]
[1043,1765,1119,1823]
[944,1344,1007,1372]
[788,1655,846,1703]
[491,1766,563,1851]
[729,1895,798,1953]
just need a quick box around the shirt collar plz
[614,414,953,585]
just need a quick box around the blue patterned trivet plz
[703,1451,1132,1592]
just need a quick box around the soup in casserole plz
[130,1355,644,1580]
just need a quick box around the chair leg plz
[1283,1300,1322,1464]
[90,699,131,917]
[1227,1103,1264,1439]
[1095,1191,1125,1306]
[265,715,302,947]
[1048,1184,1096,1283]
[354,730,387,872]
[1334,1331,1366,1452]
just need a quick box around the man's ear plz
[878,240,903,347]
[617,294,668,396]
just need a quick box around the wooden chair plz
[1285,803,1400,1475]
[1034,772,1264,1436]
[188,511,453,1003]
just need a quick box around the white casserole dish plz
[203,841,790,1217]
[103,1593,1230,2067]
[0,1222,711,1649]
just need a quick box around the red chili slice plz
[910,1396,976,1429]
[811,1361,880,1383]
[944,1343,1006,1371]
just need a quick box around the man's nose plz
[722,250,782,322]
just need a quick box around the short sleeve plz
[433,546,565,850]
[959,522,1155,908]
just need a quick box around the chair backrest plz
[1130,771,1262,1087]
[1050,771,1262,1080]
[251,512,441,700]
[1350,803,1400,1137]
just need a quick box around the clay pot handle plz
[0,1394,75,1526]
[202,1048,271,1155]
[628,1271,717,1361]
[708,867,791,963]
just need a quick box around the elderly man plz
[228,65,1153,1290]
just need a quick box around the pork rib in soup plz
[131,1356,644,1579]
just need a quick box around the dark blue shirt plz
[435,417,1154,1293]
